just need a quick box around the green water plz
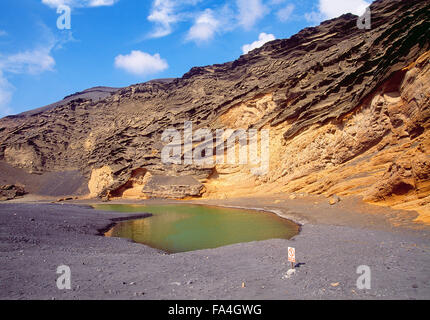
[94,204,299,253]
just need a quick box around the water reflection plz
[96,204,299,253]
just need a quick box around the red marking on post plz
[288,247,296,263]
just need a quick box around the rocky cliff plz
[0,0,429,221]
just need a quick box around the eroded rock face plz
[4,143,43,174]
[88,166,114,198]
[142,175,204,199]
[364,155,430,202]
[0,0,429,217]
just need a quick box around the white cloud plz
[146,0,270,41]
[42,0,74,8]
[41,0,118,8]
[0,47,55,75]
[319,0,370,19]
[242,32,276,54]
[236,0,268,29]
[304,11,325,24]
[186,9,220,43]
[147,0,179,38]
[87,0,117,6]
[114,50,168,76]
[277,4,294,22]
[0,45,56,117]
[0,22,64,117]
[306,0,370,24]
[0,71,14,117]
[146,1,233,41]
[0,30,7,37]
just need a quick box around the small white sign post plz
[288,247,296,269]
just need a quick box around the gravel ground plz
[0,202,429,300]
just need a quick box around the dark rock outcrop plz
[0,185,26,201]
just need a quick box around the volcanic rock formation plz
[0,185,26,201]
[0,0,429,221]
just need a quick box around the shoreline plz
[95,213,154,237]
[71,193,429,234]
[95,201,307,226]
[6,190,429,229]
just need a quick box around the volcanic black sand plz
[0,196,429,300]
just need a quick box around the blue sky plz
[0,0,370,116]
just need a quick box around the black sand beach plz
[0,199,429,300]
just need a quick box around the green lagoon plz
[95,204,299,253]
